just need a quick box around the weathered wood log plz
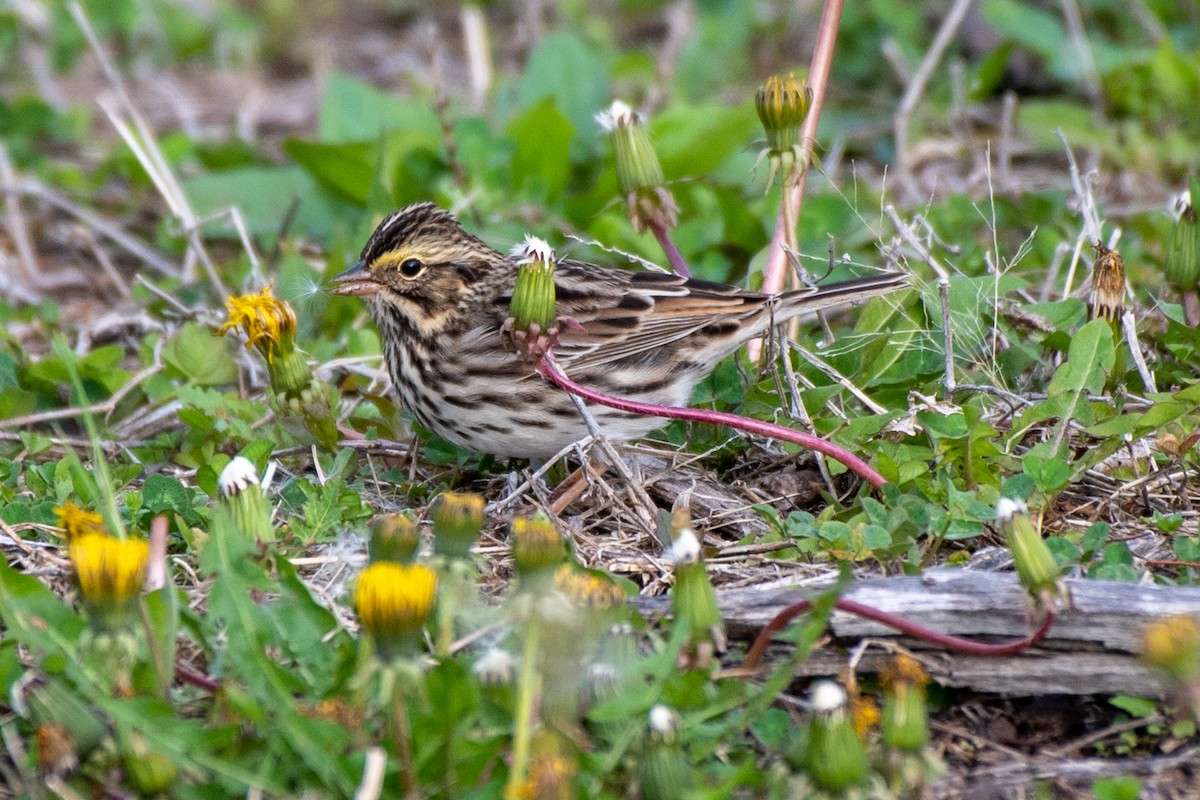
[636,568,1200,696]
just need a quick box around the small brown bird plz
[333,202,907,458]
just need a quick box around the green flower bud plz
[755,73,812,187]
[997,497,1064,604]
[511,512,565,589]
[806,681,868,792]
[123,731,178,794]
[431,492,485,560]
[268,348,315,399]
[666,508,724,667]
[756,73,810,154]
[369,512,420,564]
[881,654,930,752]
[639,705,694,800]
[596,100,678,234]
[509,237,557,334]
[1165,197,1200,290]
[218,456,274,543]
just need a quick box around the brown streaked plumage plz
[333,202,908,458]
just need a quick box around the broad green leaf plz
[505,97,574,202]
[283,139,377,206]
[142,474,191,516]
[184,165,347,240]
[163,322,238,386]
[318,71,441,143]
[518,32,609,155]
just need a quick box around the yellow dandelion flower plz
[354,562,438,655]
[54,502,106,540]
[553,564,625,611]
[1142,614,1200,682]
[216,285,296,363]
[69,533,150,608]
[511,513,564,581]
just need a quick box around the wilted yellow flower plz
[69,533,149,609]
[217,285,297,363]
[54,502,106,540]
[354,562,438,656]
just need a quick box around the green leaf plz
[318,72,441,143]
[283,139,377,206]
[163,322,238,386]
[505,98,574,202]
[184,165,348,241]
[142,474,191,516]
[518,32,609,155]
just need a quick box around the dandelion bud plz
[510,237,558,333]
[596,100,678,234]
[1088,241,1126,323]
[123,732,178,795]
[756,73,810,154]
[805,681,868,792]
[511,512,565,588]
[217,457,274,544]
[755,73,811,187]
[665,507,724,668]
[1141,614,1200,684]
[354,562,438,660]
[1165,198,1200,290]
[880,654,930,752]
[996,497,1064,605]
[638,705,693,800]
[431,492,485,561]
[368,512,420,564]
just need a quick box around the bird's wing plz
[542,263,775,370]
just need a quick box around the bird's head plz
[332,202,504,334]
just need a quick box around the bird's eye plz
[399,258,425,278]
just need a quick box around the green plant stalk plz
[436,570,460,658]
[391,688,419,800]
[505,611,543,800]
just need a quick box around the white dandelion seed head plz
[218,456,261,498]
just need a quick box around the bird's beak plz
[330,260,381,297]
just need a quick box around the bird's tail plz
[776,271,909,320]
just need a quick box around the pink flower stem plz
[742,596,1056,669]
[538,352,887,489]
[650,222,691,277]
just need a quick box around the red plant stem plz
[176,662,220,693]
[538,352,887,489]
[650,222,691,277]
[742,596,1056,669]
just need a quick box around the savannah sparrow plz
[333,202,907,459]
